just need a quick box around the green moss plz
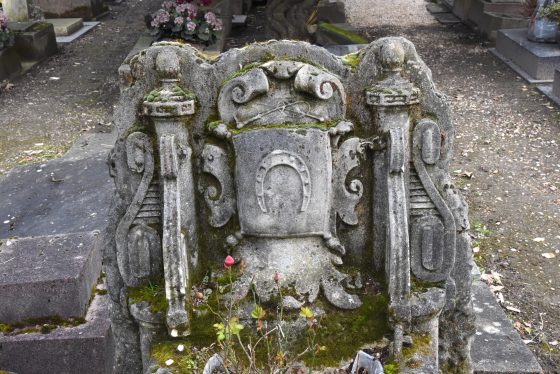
[222,62,264,84]
[293,293,390,367]
[151,341,199,373]
[402,332,432,369]
[128,280,167,314]
[341,51,361,71]
[317,22,368,44]
[0,315,86,335]
[383,363,398,374]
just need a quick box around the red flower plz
[274,271,279,284]
[224,255,235,268]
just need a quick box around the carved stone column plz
[143,50,197,337]
[366,40,419,357]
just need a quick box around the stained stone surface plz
[0,293,115,374]
[471,281,542,373]
[0,132,115,239]
[495,28,560,82]
[0,231,102,322]
[106,39,476,373]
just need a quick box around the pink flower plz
[174,16,184,25]
[162,0,175,9]
[0,10,8,29]
[204,11,222,31]
[274,271,279,284]
[186,21,196,31]
[224,255,235,268]
[176,3,188,13]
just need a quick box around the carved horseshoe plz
[255,150,311,213]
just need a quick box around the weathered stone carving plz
[107,38,475,373]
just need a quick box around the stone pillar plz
[3,0,29,22]
[143,50,198,337]
[366,40,420,358]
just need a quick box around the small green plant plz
[541,2,560,23]
[471,221,492,238]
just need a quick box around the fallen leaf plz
[523,339,535,344]
[533,237,545,242]
[506,306,521,313]
[541,253,556,259]
[550,340,559,346]
[489,285,504,292]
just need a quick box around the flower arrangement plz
[0,10,15,51]
[146,0,223,46]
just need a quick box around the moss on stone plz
[0,315,86,335]
[317,22,368,44]
[128,280,167,314]
[292,293,390,368]
[341,52,361,71]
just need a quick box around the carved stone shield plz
[233,128,332,237]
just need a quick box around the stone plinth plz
[0,294,115,374]
[478,12,528,40]
[494,28,560,82]
[9,21,57,62]
[46,18,84,36]
[0,47,22,81]
[34,0,107,19]
[471,281,542,373]
[453,0,474,20]
[0,231,102,323]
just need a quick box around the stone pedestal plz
[0,47,22,81]
[34,0,107,19]
[452,0,473,20]
[3,0,29,22]
[46,18,84,36]
[493,28,560,82]
[9,21,57,62]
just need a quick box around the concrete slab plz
[0,293,115,374]
[427,3,450,14]
[471,280,543,373]
[495,28,560,82]
[46,18,83,36]
[0,231,102,322]
[56,21,100,43]
[478,12,528,41]
[34,0,107,20]
[0,132,115,239]
[434,12,462,24]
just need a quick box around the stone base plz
[317,0,346,23]
[0,231,103,323]
[0,294,115,374]
[478,12,528,40]
[46,18,84,36]
[471,280,542,373]
[495,28,560,82]
[35,0,108,20]
[433,12,462,24]
[0,47,22,81]
[452,0,474,19]
[9,21,57,62]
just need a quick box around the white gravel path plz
[343,0,435,27]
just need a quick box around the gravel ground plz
[0,0,159,174]
[345,0,560,371]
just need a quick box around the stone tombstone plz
[106,38,475,373]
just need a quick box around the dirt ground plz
[0,0,159,174]
[1,0,559,371]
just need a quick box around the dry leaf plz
[506,306,521,313]
[533,237,545,242]
[541,253,556,259]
